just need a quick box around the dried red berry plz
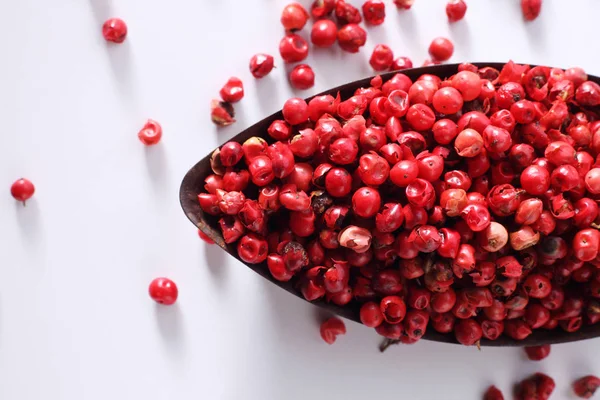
[102,18,127,43]
[573,375,600,399]
[149,277,178,305]
[138,119,163,146]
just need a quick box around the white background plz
[1,0,599,399]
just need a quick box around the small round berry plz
[521,0,542,21]
[362,0,386,25]
[320,317,346,344]
[446,0,467,22]
[102,18,127,43]
[281,2,309,31]
[279,34,309,63]
[311,19,337,48]
[391,56,413,71]
[138,119,162,146]
[11,178,35,204]
[428,37,454,62]
[219,77,244,103]
[282,98,309,125]
[289,64,315,90]
[149,277,178,305]
[337,24,367,53]
[369,44,394,71]
[249,54,275,79]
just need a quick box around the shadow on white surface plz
[144,145,169,194]
[203,243,228,285]
[154,303,187,362]
[15,199,42,245]
[449,21,472,56]
[253,76,280,114]
[523,17,546,49]
[394,10,422,55]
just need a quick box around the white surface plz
[0,0,599,399]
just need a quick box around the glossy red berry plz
[352,187,381,218]
[392,57,413,71]
[289,64,315,90]
[360,301,384,327]
[279,34,309,63]
[282,98,309,125]
[525,345,551,361]
[320,317,346,344]
[370,44,394,71]
[249,54,275,78]
[432,87,464,115]
[220,77,244,103]
[521,0,542,21]
[428,37,454,62]
[281,2,309,31]
[102,18,127,43]
[454,318,482,346]
[446,0,467,22]
[149,277,178,305]
[10,178,35,204]
[138,119,163,146]
[311,19,337,47]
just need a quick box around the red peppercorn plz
[446,0,467,22]
[393,0,414,9]
[137,119,163,146]
[517,373,555,400]
[281,2,309,31]
[102,18,127,43]
[337,24,367,53]
[10,178,35,205]
[369,44,394,71]
[483,386,504,400]
[360,301,384,327]
[380,296,407,324]
[573,375,600,399]
[454,318,482,346]
[279,34,309,63]
[289,64,315,90]
[428,37,454,62]
[391,56,413,71]
[249,54,275,78]
[352,187,381,218]
[210,99,235,127]
[149,277,178,305]
[237,233,268,264]
[311,0,335,18]
[282,97,309,125]
[362,0,385,25]
[524,344,551,361]
[220,77,244,103]
[311,19,337,47]
[320,317,346,344]
[432,87,464,115]
[521,0,542,21]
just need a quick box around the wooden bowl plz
[180,62,600,346]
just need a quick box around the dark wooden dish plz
[180,62,600,346]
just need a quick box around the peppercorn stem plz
[379,338,400,352]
